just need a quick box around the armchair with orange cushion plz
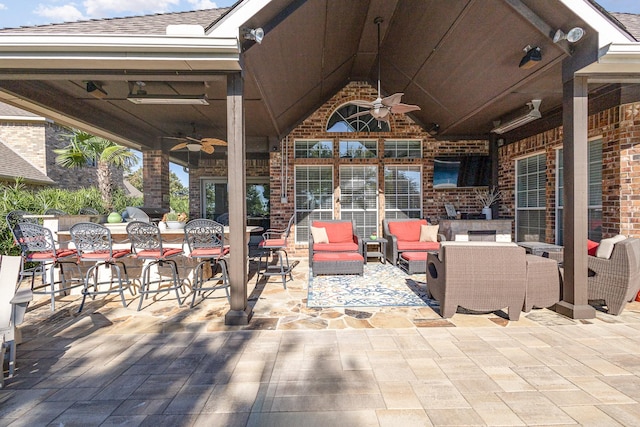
[382,218,445,266]
[309,219,363,276]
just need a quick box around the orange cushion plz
[587,239,599,256]
[259,238,286,248]
[313,242,360,252]
[136,248,183,259]
[397,241,440,251]
[191,247,229,258]
[388,219,427,242]
[81,249,130,261]
[314,252,363,262]
[27,249,77,261]
[401,252,429,261]
[313,221,353,243]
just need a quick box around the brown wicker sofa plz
[309,219,363,276]
[426,242,527,320]
[587,236,640,315]
[383,218,445,266]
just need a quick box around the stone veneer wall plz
[272,81,488,255]
[499,101,640,241]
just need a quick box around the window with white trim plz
[295,166,333,243]
[340,165,378,237]
[327,103,390,132]
[556,139,603,244]
[516,153,546,242]
[384,165,422,219]
[384,139,422,159]
[294,140,333,158]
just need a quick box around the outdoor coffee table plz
[363,237,387,264]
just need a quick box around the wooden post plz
[224,72,252,325]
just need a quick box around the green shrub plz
[0,179,143,255]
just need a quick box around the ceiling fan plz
[166,123,227,154]
[348,17,420,124]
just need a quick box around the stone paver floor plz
[3,257,640,426]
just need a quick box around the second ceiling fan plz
[348,17,420,124]
[166,123,227,154]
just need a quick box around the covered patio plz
[1,0,640,325]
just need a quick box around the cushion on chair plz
[587,239,599,256]
[81,249,131,260]
[388,219,427,242]
[313,252,363,262]
[136,248,183,258]
[419,224,439,242]
[313,242,360,252]
[397,241,440,251]
[310,226,329,244]
[27,249,77,261]
[595,235,626,259]
[313,221,354,243]
[259,238,286,248]
[401,251,429,261]
[191,247,229,258]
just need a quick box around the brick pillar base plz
[143,149,170,209]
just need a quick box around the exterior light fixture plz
[427,123,440,136]
[491,100,542,134]
[243,27,264,44]
[553,27,585,43]
[186,143,201,152]
[127,94,209,105]
[519,45,541,69]
[86,81,107,99]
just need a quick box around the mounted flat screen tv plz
[433,156,490,189]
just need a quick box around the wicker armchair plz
[383,218,445,266]
[427,242,527,320]
[588,237,640,315]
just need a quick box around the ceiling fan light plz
[186,143,201,152]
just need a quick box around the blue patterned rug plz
[307,263,439,308]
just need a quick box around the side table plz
[363,237,387,264]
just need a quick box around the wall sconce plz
[553,27,585,44]
[86,81,107,99]
[519,45,541,69]
[243,27,264,44]
[427,123,440,136]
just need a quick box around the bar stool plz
[69,222,133,312]
[256,215,295,288]
[184,219,230,307]
[15,222,82,311]
[126,221,184,311]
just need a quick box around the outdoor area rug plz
[307,263,439,308]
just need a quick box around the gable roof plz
[0,8,230,35]
[0,141,54,185]
[612,13,640,40]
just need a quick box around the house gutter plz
[0,34,241,71]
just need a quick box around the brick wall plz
[143,149,170,209]
[0,120,124,190]
[275,81,488,255]
[500,101,640,241]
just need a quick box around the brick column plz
[142,149,170,209]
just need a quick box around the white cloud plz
[187,0,218,9]
[0,4,6,11]
[35,4,86,23]
[82,0,181,17]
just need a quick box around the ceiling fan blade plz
[390,103,421,114]
[201,144,215,154]
[200,138,228,146]
[185,136,202,143]
[381,93,404,107]
[350,100,375,108]
[346,110,375,120]
[164,136,186,141]
[171,142,188,151]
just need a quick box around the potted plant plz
[474,187,502,220]
[162,212,188,229]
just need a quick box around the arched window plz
[326,103,390,132]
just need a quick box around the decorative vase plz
[107,212,122,223]
[482,206,492,220]
[166,220,185,229]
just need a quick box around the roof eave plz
[575,43,640,82]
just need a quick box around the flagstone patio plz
[3,257,640,425]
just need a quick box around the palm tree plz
[54,129,138,211]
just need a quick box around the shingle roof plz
[611,13,640,41]
[0,8,230,35]
[0,103,40,118]
[0,142,54,185]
